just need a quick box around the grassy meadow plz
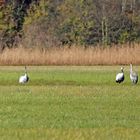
[0,66,140,140]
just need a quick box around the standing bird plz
[130,64,138,84]
[19,66,29,84]
[116,67,124,83]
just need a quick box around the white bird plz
[19,66,29,84]
[116,67,124,83]
[130,64,138,84]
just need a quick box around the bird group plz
[116,64,138,84]
[19,64,138,85]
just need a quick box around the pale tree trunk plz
[121,0,127,14]
[132,0,136,15]
[101,3,108,46]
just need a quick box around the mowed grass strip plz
[0,85,140,128]
[0,66,140,139]
[0,128,140,140]
[0,66,138,86]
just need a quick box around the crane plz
[116,67,124,83]
[19,66,29,84]
[130,64,138,84]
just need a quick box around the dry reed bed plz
[0,45,140,65]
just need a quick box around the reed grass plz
[0,44,140,65]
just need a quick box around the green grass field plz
[0,66,140,140]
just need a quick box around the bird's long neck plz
[25,66,27,74]
[130,64,133,73]
[25,72,28,77]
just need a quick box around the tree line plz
[0,0,140,50]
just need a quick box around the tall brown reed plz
[0,44,140,65]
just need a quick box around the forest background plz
[0,0,140,65]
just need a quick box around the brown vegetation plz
[0,44,140,66]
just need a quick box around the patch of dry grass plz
[0,44,140,65]
[0,128,140,140]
